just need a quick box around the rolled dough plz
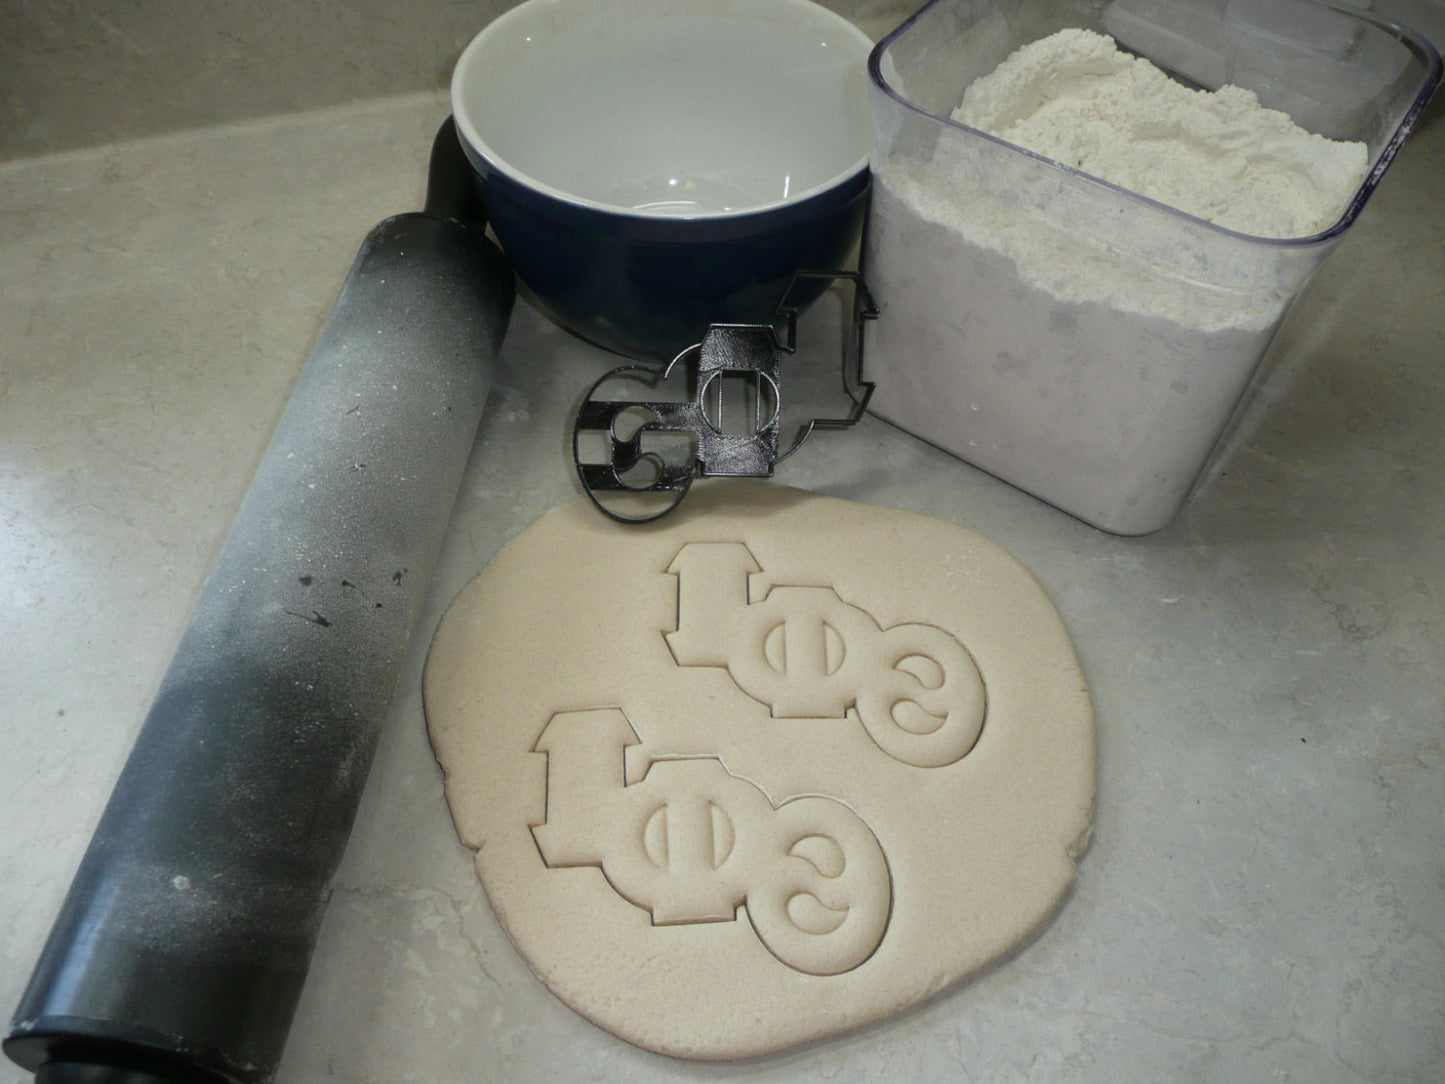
[423,482,1093,1059]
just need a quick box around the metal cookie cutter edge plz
[571,270,878,525]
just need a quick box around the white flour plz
[864,29,1370,533]
[953,28,1368,239]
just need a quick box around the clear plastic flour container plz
[862,0,1441,533]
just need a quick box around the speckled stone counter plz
[2,27,1442,1084]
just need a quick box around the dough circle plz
[424,483,1093,1059]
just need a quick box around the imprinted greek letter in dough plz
[530,707,892,976]
[666,541,986,767]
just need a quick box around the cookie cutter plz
[572,271,877,524]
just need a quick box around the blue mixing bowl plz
[451,0,874,362]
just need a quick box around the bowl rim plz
[479,155,871,244]
[450,0,875,223]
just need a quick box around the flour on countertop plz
[952,28,1369,238]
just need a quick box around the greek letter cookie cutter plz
[572,271,878,524]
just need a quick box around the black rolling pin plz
[4,117,515,1084]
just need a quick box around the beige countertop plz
[2,7,1443,1082]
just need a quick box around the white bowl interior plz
[452,0,873,218]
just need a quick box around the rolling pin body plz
[5,126,514,1084]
